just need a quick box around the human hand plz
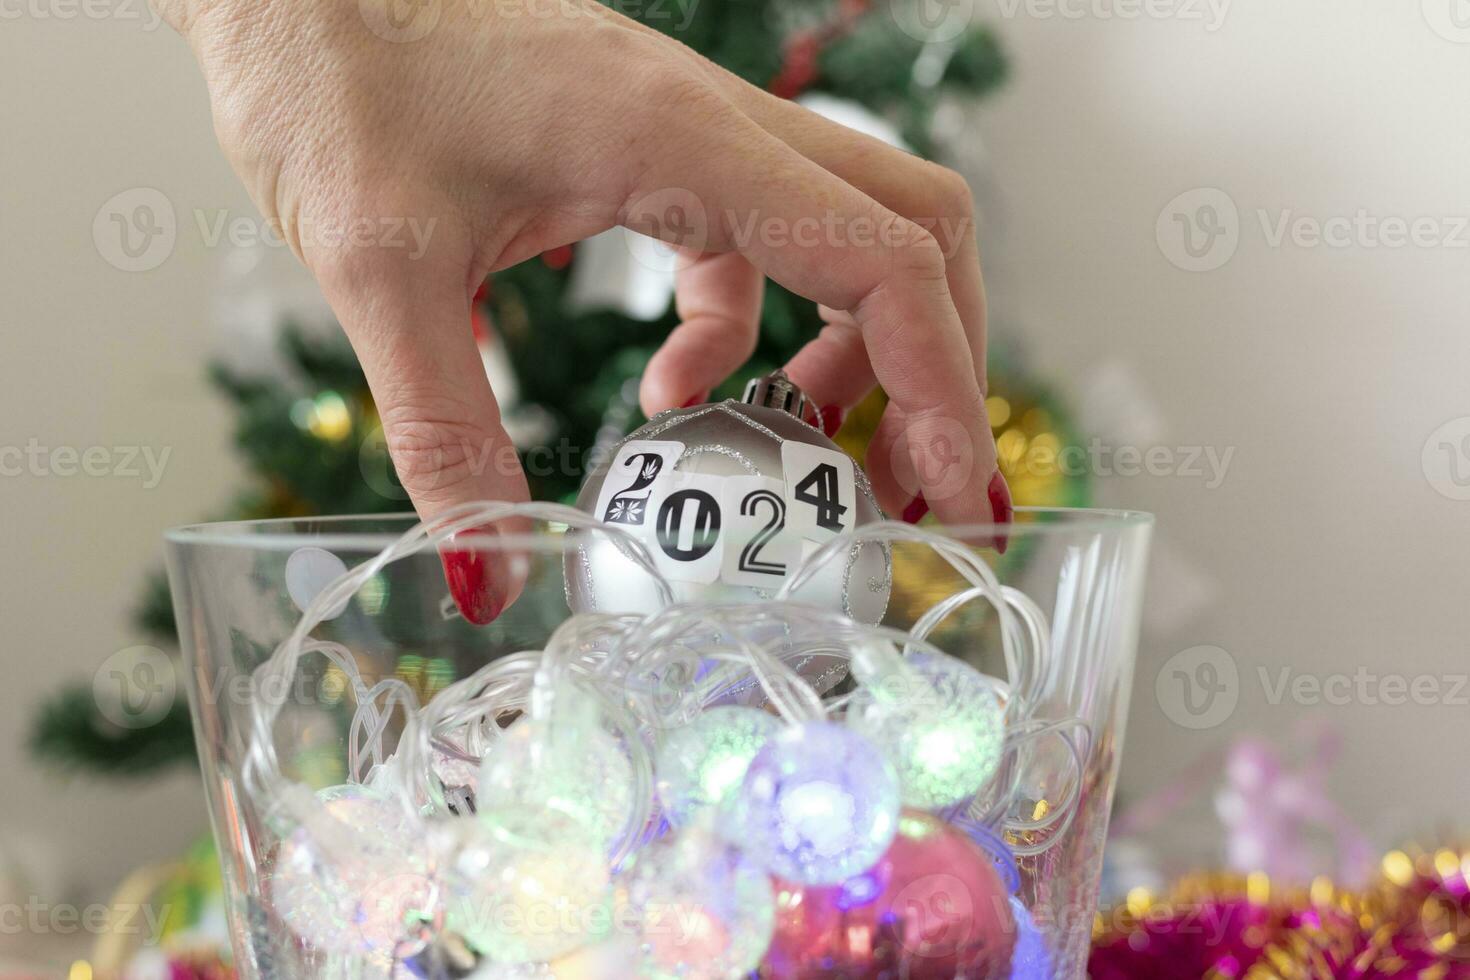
[155,0,1010,622]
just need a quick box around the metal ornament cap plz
[741,369,810,422]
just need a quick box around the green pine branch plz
[31,2,1013,779]
[29,686,197,776]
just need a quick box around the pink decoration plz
[1112,723,1374,889]
[759,811,1016,979]
[1214,730,1374,888]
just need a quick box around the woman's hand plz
[156,0,1010,620]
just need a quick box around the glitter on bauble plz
[626,827,776,979]
[655,706,781,827]
[722,721,900,886]
[758,810,1017,980]
[442,806,611,965]
[846,651,1007,810]
[268,783,434,959]
[565,372,891,623]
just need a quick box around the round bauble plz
[478,715,635,852]
[759,811,1017,980]
[443,807,612,965]
[655,706,781,827]
[567,373,890,624]
[846,651,1006,810]
[722,721,900,886]
[626,828,776,979]
[269,784,434,959]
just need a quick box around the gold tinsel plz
[833,381,1089,634]
[1091,844,1470,979]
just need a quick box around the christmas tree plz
[31,0,1087,776]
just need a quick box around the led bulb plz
[846,651,1005,810]
[444,807,612,965]
[479,713,635,851]
[627,828,775,980]
[269,784,433,959]
[723,721,900,885]
[656,706,780,827]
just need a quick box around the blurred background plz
[3,0,1469,974]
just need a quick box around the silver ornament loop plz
[740,369,810,421]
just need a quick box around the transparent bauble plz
[626,827,776,980]
[268,784,434,959]
[443,807,612,965]
[722,721,900,885]
[846,651,1006,810]
[655,706,781,827]
[478,714,635,851]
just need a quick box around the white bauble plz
[566,373,890,624]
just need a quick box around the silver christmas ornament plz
[565,372,891,622]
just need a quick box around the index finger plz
[626,111,995,525]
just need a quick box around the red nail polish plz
[681,391,709,409]
[442,529,504,625]
[901,495,929,525]
[988,471,1013,554]
[820,404,845,439]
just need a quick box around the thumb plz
[320,247,530,625]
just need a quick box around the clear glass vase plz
[164,507,1151,979]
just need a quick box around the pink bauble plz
[760,811,1016,979]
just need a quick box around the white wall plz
[971,0,1470,853]
[0,0,1465,938]
[0,8,247,926]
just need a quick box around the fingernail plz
[680,391,710,409]
[820,404,845,439]
[988,471,1013,554]
[442,528,504,626]
[901,494,929,525]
